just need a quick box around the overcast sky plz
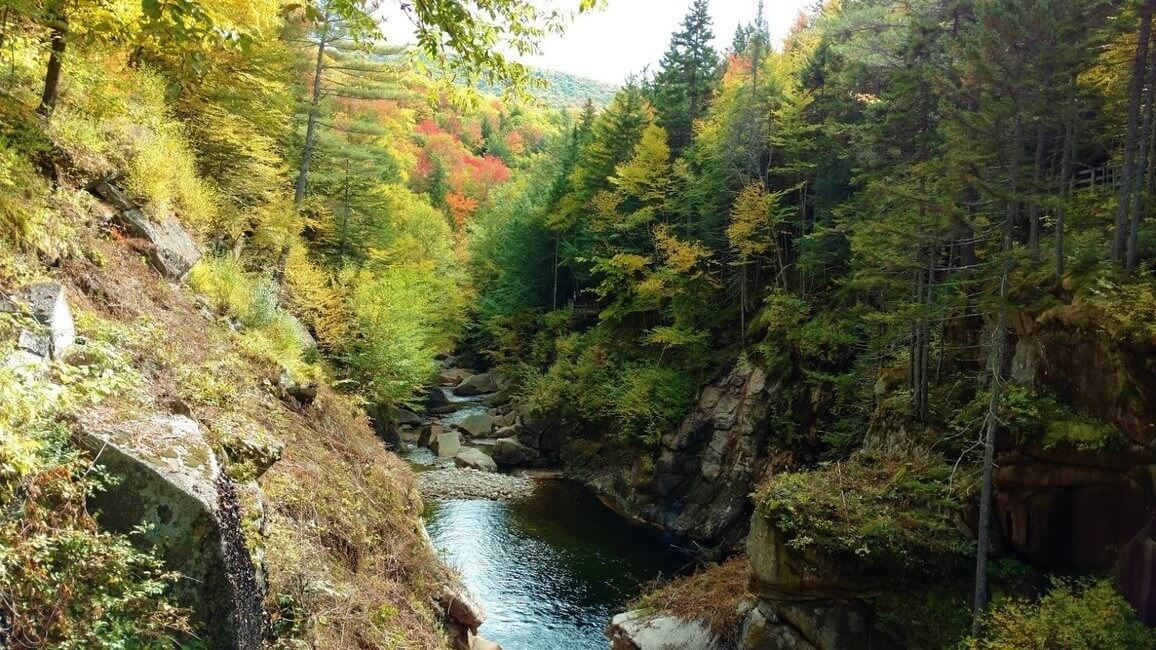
[379,0,814,85]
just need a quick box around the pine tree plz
[650,0,721,152]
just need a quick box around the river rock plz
[433,430,463,458]
[453,372,499,396]
[395,407,423,426]
[439,367,474,386]
[77,414,264,649]
[454,447,497,473]
[419,424,441,448]
[91,178,202,282]
[492,411,517,428]
[456,412,494,438]
[605,610,721,650]
[491,437,540,467]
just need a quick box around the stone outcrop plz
[595,361,774,549]
[604,610,721,650]
[90,178,202,282]
[77,414,264,649]
[454,447,498,473]
[745,514,897,650]
[1004,305,1156,620]
[1,282,76,363]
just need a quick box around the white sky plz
[379,1,814,85]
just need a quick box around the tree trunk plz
[973,114,1022,636]
[1114,5,1152,262]
[1128,31,1156,272]
[294,18,330,209]
[1027,126,1046,257]
[37,6,67,116]
[1055,122,1075,283]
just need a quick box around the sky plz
[379,0,814,85]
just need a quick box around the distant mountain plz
[477,68,619,108]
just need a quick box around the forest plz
[0,0,1154,648]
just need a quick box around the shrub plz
[634,557,751,640]
[967,578,1154,650]
[755,452,974,579]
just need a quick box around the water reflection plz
[424,480,690,650]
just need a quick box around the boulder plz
[482,391,511,408]
[437,581,488,650]
[419,424,442,448]
[604,610,720,650]
[454,447,498,473]
[429,387,455,408]
[395,407,423,427]
[77,414,263,649]
[217,420,284,480]
[92,179,202,282]
[453,372,499,396]
[491,437,540,467]
[433,430,463,459]
[275,369,317,406]
[492,411,517,428]
[470,633,502,650]
[455,413,494,438]
[2,282,76,362]
[438,367,474,386]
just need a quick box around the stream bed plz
[423,480,691,649]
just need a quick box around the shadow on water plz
[424,480,692,650]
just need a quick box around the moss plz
[754,452,974,580]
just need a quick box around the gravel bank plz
[417,468,534,500]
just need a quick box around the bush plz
[188,255,318,382]
[755,452,974,579]
[0,313,188,647]
[967,578,1154,650]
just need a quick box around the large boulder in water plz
[605,610,721,650]
[77,414,264,649]
[454,447,497,473]
[453,372,499,396]
[455,412,494,438]
[432,429,463,459]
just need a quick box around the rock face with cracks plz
[77,414,264,649]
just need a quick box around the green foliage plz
[953,385,1122,451]
[0,311,187,646]
[966,578,1154,650]
[755,452,974,579]
[188,255,318,381]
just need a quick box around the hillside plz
[475,67,619,107]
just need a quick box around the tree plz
[650,0,721,151]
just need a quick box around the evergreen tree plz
[650,0,721,152]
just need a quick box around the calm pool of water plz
[424,480,691,650]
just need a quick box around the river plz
[423,479,691,650]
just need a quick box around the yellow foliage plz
[654,224,710,275]
[284,243,351,350]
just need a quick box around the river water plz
[423,480,691,650]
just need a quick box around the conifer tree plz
[650,0,721,152]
